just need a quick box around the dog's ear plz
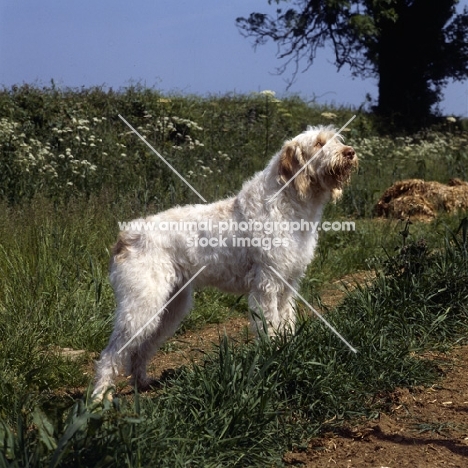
[278,142,310,199]
[278,142,299,183]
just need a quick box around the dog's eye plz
[316,141,324,148]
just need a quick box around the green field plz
[0,85,467,467]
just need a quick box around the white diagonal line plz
[268,114,357,202]
[118,114,207,203]
[269,265,357,353]
[117,266,206,354]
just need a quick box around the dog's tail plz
[111,227,144,265]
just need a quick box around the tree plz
[237,0,468,128]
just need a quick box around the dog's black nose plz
[343,147,355,160]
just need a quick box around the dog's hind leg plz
[93,254,178,399]
[93,277,193,399]
[128,283,193,390]
[92,311,133,401]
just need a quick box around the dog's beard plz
[322,151,357,188]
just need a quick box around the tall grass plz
[1,223,467,467]
[1,85,466,212]
[0,196,115,416]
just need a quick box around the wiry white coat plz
[93,125,357,399]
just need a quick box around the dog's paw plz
[91,386,115,403]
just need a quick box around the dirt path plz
[143,310,468,467]
[80,272,468,466]
[283,346,468,467]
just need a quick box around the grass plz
[1,222,467,467]
[0,85,467,466]
[1,84,466,210]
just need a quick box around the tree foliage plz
[237,0,468,127]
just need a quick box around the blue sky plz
[1,0,467,116]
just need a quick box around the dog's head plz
[278,125,358,201]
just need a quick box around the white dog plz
[92,125,357,399]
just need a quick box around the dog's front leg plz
[248,288,280,336]
[276,287,297,332]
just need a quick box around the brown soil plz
[146,316,252,379]
[288,274,468,467]
[73,272,468,466]
[283,346,468,468]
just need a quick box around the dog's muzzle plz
[343,146,356,161]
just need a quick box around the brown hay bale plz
[375,178,468,220]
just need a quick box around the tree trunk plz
[377,2,427,126]
[376,0,454,128]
